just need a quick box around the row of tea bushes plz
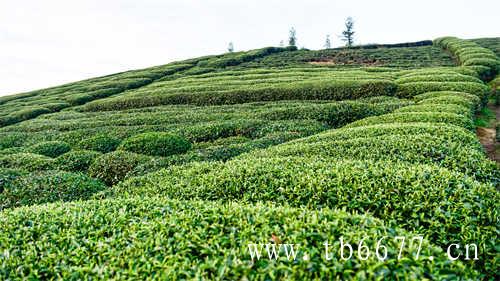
[434,37,500,79]
[0,169,105,210]
[80,67,400,111]
[0,64,192,127]
[237,44,455,68]
[0,98,407,148]
[0,197,477,280]
[109,84,499,276]
[0,48,298,127]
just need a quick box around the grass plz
[474,106,496,127]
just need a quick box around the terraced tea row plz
[0,36,497,279]
[237,43,455,68]
[79,65,489,111]
[0,198,476,280]
[0,47,292,127]
[0,97,407,188]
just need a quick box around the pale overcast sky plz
[1,0,498,96]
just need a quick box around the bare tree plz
[324,34,331,49]
[341,17,355,47]
[288,27,297,47]
[227,42,234,52]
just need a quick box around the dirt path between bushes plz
[476,103,500,163]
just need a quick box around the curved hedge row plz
[0,169,105,210]
[346,111,474,130]
[80,80,398,111]
[106,81,499,276]
[396,81,489,99]
[110,158,498,274]
[29,141,71,158]
[0,197,477,279]
[434,37,499,78]
[118,132,192,157]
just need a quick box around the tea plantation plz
[0,37,499,280]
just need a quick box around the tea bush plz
[88,151,150,186]
[81,79,398,111]
[118,132,192,157]
[346,112,474,130]
[54,150,101,172]
[396,81,489,98]
[0,198,477,279]
[78,135,122,153]
[29,141,71,158]
[0,153,54,171]
[0,170,105,210]
[112,158,497,275]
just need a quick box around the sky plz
[1,0,499,96]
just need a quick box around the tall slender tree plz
[324,34,331,49]
[288,27,297,47]
[227,42,234,53]
[341,17,355,47]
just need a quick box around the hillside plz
[0,37,499,279]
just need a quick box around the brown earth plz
[476,103,500,163]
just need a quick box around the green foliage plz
[113,158,497,275]
[81,79,397,111]
[29,141,71,158]
[78,135,122,153]
[0,107,50,126]
[119,132,192,157]
[203,47,289,68]
[0,132,26,149]
[0,153,54,171]
[0,198,477,279]
[0,36,498,278]
[54,150,102,172]
[88,151,149,186]
[434,37,499,79]
[346,111,474,130]
[396,81,489,98]
[0,170,105,210]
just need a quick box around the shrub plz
[80,80,398,111]
[78,135,121,153]
[413,91,480,104]
[396,81,489,98]
[0,168,26,194]
[65,93,94,105]
[54,150,101,172]
[0,153,54,171]
[0,107,50,126]
[434,36,499,78]
[394,104,471,117]
[119,132,191,157]
[88,151,149,186]
[112,158,497,276]
[0,170,105,210]
[29,141,71,158]
[417,96,476,112]
[395,73,482,84]
[0,198,478,279]
[43,102,70,111]
[258,100,405,127]
[0,132,26,149]
[346,112,474,130]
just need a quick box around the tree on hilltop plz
[324,34,331,49]
[227,42,234,53]
[341,17,355,47]
[288,27,297,47]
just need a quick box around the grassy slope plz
[0,38,499,279]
